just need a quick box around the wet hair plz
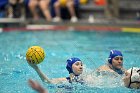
[108,50,123,64]
[66,57,81,74]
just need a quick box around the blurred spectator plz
[104,0,119,20]
[53,0,79,23]
[94,0,105,6]
[79,0,88,5]
[0,0,8,18]
[7,0,25,18]
[28,0,52,21]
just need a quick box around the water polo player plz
[27,57,84,84]
[97,50,126,75]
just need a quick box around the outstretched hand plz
[28,79,48,93]
[27,58,38,69]
[122,71,131,87]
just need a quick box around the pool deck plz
[0,18,140,33]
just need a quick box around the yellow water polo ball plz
[26,46,45,64]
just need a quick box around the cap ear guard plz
[66,66,73,74]
[108,57,112,64]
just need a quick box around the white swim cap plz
[127,67,140,82]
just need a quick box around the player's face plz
[112,56,123,70]
[72,61,83,75]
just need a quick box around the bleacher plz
[80,0,140,19]
[0,0,140,28]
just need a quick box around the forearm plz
[33,67,51,83]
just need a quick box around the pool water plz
[0,30,140,93]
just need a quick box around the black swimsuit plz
[57,76,84,89]
[66,76,84,84]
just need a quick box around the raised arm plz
[28,62,51,83]
[27,60,67,84]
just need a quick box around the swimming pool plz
[0,30,140,93]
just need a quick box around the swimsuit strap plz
[66,75,84,84]
[66,77,71,83]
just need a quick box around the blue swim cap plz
[108,50,123,64]
[66,57,81,74]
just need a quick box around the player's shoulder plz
[96,65,113,72]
